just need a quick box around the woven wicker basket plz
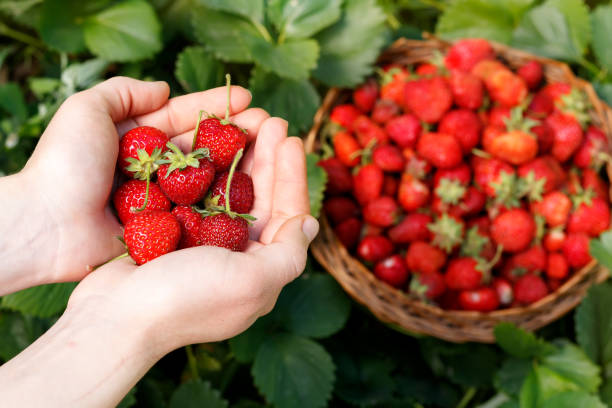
[305,36,611,343]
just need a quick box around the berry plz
[119,126,169,178]
[517,156,565,195]
[459,287,500,312]
[582,168,609,202]
[488,129,538,165]
[510,246,547,275]
[363,196,400,227]
[209,171,254,214]
[335,218,362,250]
[172,206,203,249]
[445,249,501,291]
[517,60,543,90]
[113,180,171,224]
[411,272,446,300]
[488,106,511,128]
[404,76,453,123]
[353,79,378,112]
[199,213,249,252]
[406,241,447,274]
[383,175,399,196]
[379,65,410,107]
[428,214,464,253]
[546,252,569,280]
[491,209,535,253]
[568,197,610,237]
[449,70,484,110]
[372,145,405,172]
[324,197,360,225]
[546,111,584,163]
[385,114,422,148]
[573,125,609,170]
[318,158,353,195]
[124,210,181,265]
[374,255,409,288]
[353,115,387,148]
[531,191,571,227]
[471,156,515,197]
[433,164,471,187]
[544,228,566,252]
[357,235,394,263]
[563,232,592,269]
[371,99,400,124]
[445,38,494,72]
[333,131,361,167]
[417,132,463,169]
[353,164,384,205]
[388,213,433,244]
[398,173,430,211]
[514,274,548,305]
[438,109,482,153]
[330,104,361,130]
[493,278,513,306]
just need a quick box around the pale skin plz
[0,77,319,407]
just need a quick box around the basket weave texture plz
[305,37,611,343]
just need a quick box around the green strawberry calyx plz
[156,141,210,178]
[125,147,163,181]
[436,178,466,205]
[427,214,464,253]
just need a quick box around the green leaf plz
[590,231,612,274]
[313,0,389,87]
[494,323,555,359]
[252,333,334,408]
[545,0,591,55]
[61,59,108,93]
[169,380,228,408]
[0,45,15,70]
[541,391,606,408]
[591,6,612,73]
[274,274,350,338]
[197,0,264,24]
[228,315,274,363]
[495,358,533,397]
[249,68,320,135]
[543,341,601,392]
[0,82,26,122]
[267,0,342,40]
[519,367,538,408]
[511,5,581,61]
[0,0,43,29]
[83,0,162,62]
[0,312,49,361]
[536,364,581,401]
[253,39,319,80]
[175,46,224,93]
[28,78,62,99]
[594,82,612,108]
[1,282,77,318]
[306,153,327,218]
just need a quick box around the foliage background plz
[3,0,612,407]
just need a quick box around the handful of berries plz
[319,39,611,312]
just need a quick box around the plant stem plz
[386,12,401,30]
[225,73,231,122]
[417,0,447,11]
[224,148,244,214]
[92,251,129,271]
[456,387,477,408]
[185,345,199,380]
[191,110,204,151]
[133,175,150,212]
[0,22,45,49]
[578,58,602,79]
[252,20,272,42]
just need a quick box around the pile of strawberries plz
[319,39,611,311]
[113,75,254,265]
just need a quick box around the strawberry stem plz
[191,110,204,151]
[223,73,231,124]
[92,251,129,271]
[132,175,151,213]
[224,148,244,214]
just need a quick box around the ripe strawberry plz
[482,125,503,153]
[195,118,246,173]
[333,131,361,167]
[119,126,169,178]
[113,179,171,224]
[330,104,361,131]
[461,225,494,260]
[357,235,394,263]
[388,213,433,244]
[471,156,515,197]
[544,82,571,103]
[406,241,447,274]
[485,67,528,108]
[548,279,564,292]
[582,168,609,202]
[445,250,501,291]
[573,126,609,170]
[428,214,464,253]
[324,197,360,225]
[383,175,399,196]
[546,111,584,163]
[372,145,405,172]
[563,232,592,269]
[438,109,482,153]
[568,196,610,237]
[493,278,513,306]
[379,64,410,107]
[510,246,547,275]
[172,205,203,249]
[403,148,432,177]
[361,223,383,237]
[199,213,249,252]
[209,170,254,214]
[488,106,511,128]
[518,156,565,195]
[318,158,353,195]
[374,255,409,288]
[124,210,181,265]
[157,143,215,205]
[364,196,400,227]
[472,59,506,80]
[546,252,569,280]
[528,89,555,118]
[404,76,453,123]
[416,63,441,76]
[432,178,465,210]
[353,115,388,148]
[398,173,430,211]
[410,272,446,300]
[514,274,548,305]
[517,60,543,90]
[335,218,362,249]
[544,228,566,252]
[353,79,378,112]
[353,164,384,205]
[384,114,422,148]
[371,100,400,124]
[448,70,484,110]
[491,209,535,253]
[531,123,554,154]
[433,164,471,187]
[531,191,571,227]
[488,129,538,165]
[445,38,494,72]
[417,132,463,169]
[459,287,500,312]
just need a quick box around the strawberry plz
[403,148,432,177]
[406,241,447,274]
[531,191,571,227]
[568,196,610,237]
[438,109,482,153]
[428,214,464,253]
[410,272,446,300]
[582,168,609,202]
[379,64,410,107]
[514,274,548,305]
[546,111,584,163]
[209,170,254,214]
[330,104,361,131]
[459,287,500,312]
[318,158,353,195]
[544,228,566,252]
[461,225,494,259]
[119,126,169,178]
[124,210,181,265]
[362,223,384,237]
[448,70,484,110]
[335,218,362,249]
[353,79,378,112]
[433,164,471,187]
[491,209,535,253]
[546,252,569,280]
[172,205,203,249]
[353,115,388,148]
[472,59,506,80]
[363,196,400,227]
[573,125,609,170]
[482,126,503,153]
[548,279,564,292]
[485,66,528,108]
[531,123,554,154]
[374,255,409,288]
[404,76,453,123]
[528,89,555,119]
[372,145,405,172]
[493,278,513,306]
[432,178,466,213]
[113,179,171,224]
[397,173,430,211]
[488,106,511,128]
[353,164,384,205]
[517,156,565,195]
[416,63,441,76]
[417,132,463,169]
[563,232,592,269]
[510,246,547,275]
[384,114,422,148]
[324,197,360,225]
[157,143,215,205]
[388,213,433,244]
[544,82,571,103]
[383,175,399,196]
[199,213,249,252]
[445,247,501,291]
[371,100,400,124]
[471,156,515,197]
[333,131,361,167]
[445,38,494,72]
[488,129,538,165]
[517,60,543,90]
[357,235,394,263]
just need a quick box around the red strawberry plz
[364,196,400,227]
[568,196,610,237]
[432,178,466,212]
[491,209,535,253]
[124,210,181,265]
[488,106,511,128]
[546,252,569,280]
[406,241,447,274]
[445,251,500,291]
[209,170,254,214]
[324,197,360,225]
[528,89,555,118]
[459,287,500,312]
[471,156,515,197]
[113,179,171,224]
[384,114,422,148]
[574,126,609,170]
[428,214,464,253]
[333,131,361,167]
[383,175,399,196]
[410,272,446,300]
[403,148,432,177]
[544,82,572,103]
[514,274,548,305]
[486,67,528,108]
[357,235,394,263]
[417,132,463,169]
[472,59,506,80]
[531,123,554,154]
[353,164,384,205]
[517,156,565,195]
[493,278,513,306]
[157,143,215,205]
[531,191,571,227]
[433,164,471,187]
[404,76,453,123]
[546,111,584,163]
[510,246,547,274]
[517,60,543,90]
[199,213,249,252]
[353,115,388,148]
[335,218,362,249]
[461,225,494,260]
[195,116,246,173]
[582,168,609,202]
[379,65,410,107]
[318,158,353,195]
[119,126,169,178]
[488,129,538,165]
[330,104,361,131]
[482,125,504,153]
[172,205,203,249]
[438,109,482,153]
[374,255,409,288]
[371,100,400,124]
[388,213,433,244]
[362,223,383,237]
[448,70,484,110]
[398,173,430,211]
[353,79,378,112]
[372,145,405,172]
[544,228,566,252]
[445,38,494,72]
[563,232,592,269]
[436,187,486,218]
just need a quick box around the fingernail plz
[302,216,319,242]
[246,88,253,99]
